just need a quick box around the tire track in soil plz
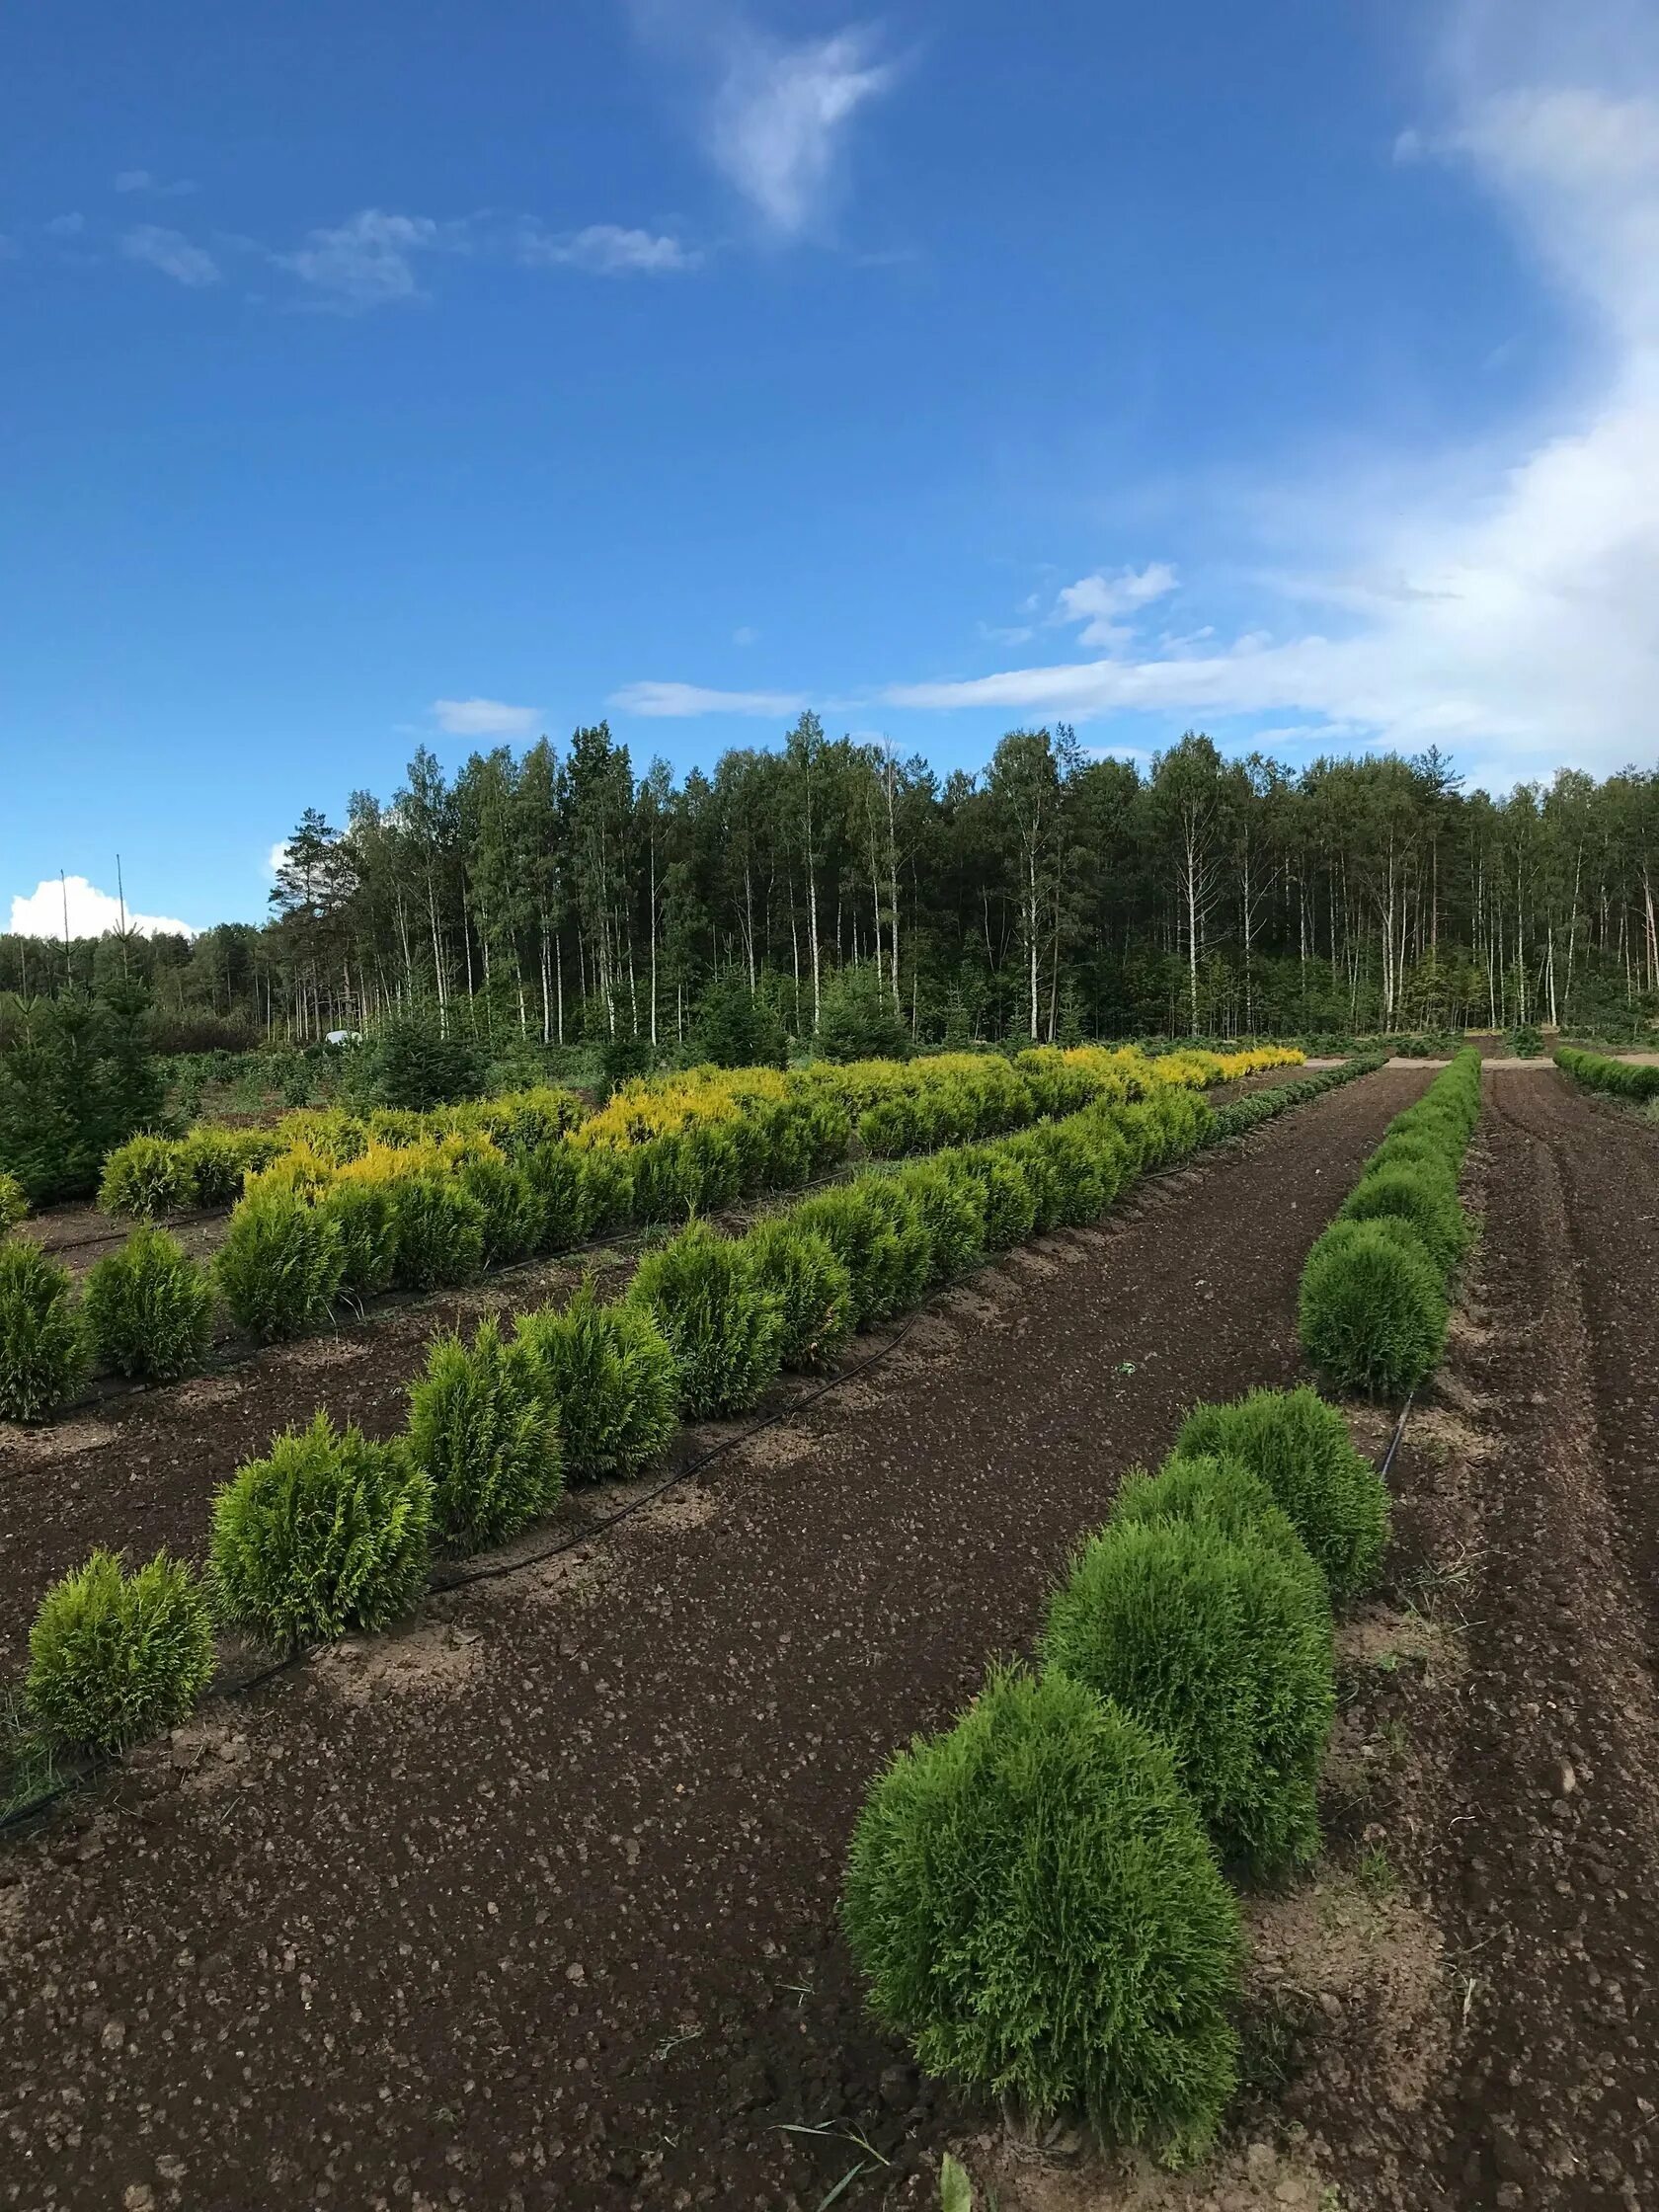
[1374,1069,1659,2212]
[0,1068,1427,2212]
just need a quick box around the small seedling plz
[1355,1844,1398,1902]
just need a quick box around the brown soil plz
[0,1066,1428,2212]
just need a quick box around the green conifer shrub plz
[888,1158,987,1284]
[958,1146,1038,1249]
[514,1281,679,1479]
[691,973,790,1069]
[388,1174,487,1290]
[626,1221,784,1417]
[98,1134,197,1220]
[0,1239,89,1420]
[1113,1451,1327,1619]
[458,1152,543,1266]
[0,1168,29,1232]
[209,1411,434,1648]
[738,1216,855,1370]
[843,1666,1241,2158]
[1175,1386,1389,1600]
[859,1177,934,1314]
[404,1315,563,1552]
[1339,1164,1468,1278]
[1299,1218,1449,1397]
[791,1184,906,1327]
[526,1141,596,1251]
[178,1125,254,1206]
[215,1183,345,1340]
[1041,1516,1334,1874]
[320,1179,399,1299]
[82,1225,215,1382]
[27,1548,215,1754]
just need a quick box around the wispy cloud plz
[9,876,195,939]
[44,212,85,238]
[706,23,899,235]
[121,224,220,286]
[114,169,196,198]
[274,209,463,310]
[611,680,808,718]
[432,697,543,738]
[1054,562,1179,647]
[516,220,699,275]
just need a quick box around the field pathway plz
[0,1067,1429,2212]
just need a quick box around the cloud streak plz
[611,680,809,718]
[121,224,219,286]
[432,697,543,738]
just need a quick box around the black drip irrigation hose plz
[0,1059,1381,1841]
[1378,1390,1415,1483]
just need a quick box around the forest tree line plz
[5,720,1658,1049]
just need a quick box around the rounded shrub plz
[739,1216,854,1371]
[0,1168,29,1233]
[1340,1164,1467,1278]
[404,1314,563,1552]
[178,1126,253,1207]
[99,1134,195,1220]
[1002,1133,1065,1231]
[574,1147,635,1235]
[1113,1451,1327,1618]
[458,1152,543,1267]
[83,1225,215,1382]
[858,1178,933,1315]
[320,1178,399,1299]
[389,1173,487,1291]
[526,1141,595,1251]
[960,1146,1037,1250]
[209,1411,434,1648]
[216,1183,345,1341]
[27,1548,215,1755]
[626,1221,784,1418]
[514,1281,679,1479]
[1041,1516,1334,1874]
[889,1159,986,1285]
[1175,1386,1390,1600]
[1299,1218,1449,1398]
[843,1665,1241,2158]
[0,1239,89,1420]
[791,1184,905,1328]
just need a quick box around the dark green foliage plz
[458,1152,542,1266]
[82,1225,215,1382]
[1340,1164,1468,1276]
[514,1281,679,1479]
[209,1411,434,1648]
[1041,1515,1335,1873]
[347,1004,485,1110]
[843,1666,1241,2157]
[859,1177,933,1314]
[598,1028,655,1095]
[692,973,790,1069]
[0,986,164,1205]
[388,1174,487,1290]
[1555,1044,1659,1103]
[888,1158,987,1284]
[1299,1219,1449,1397]
[1112,1452,1327,1619]
[26,1548,215,1754]
[572,1146,635,1235]
[1174,1387,1389,1600]
[0,1239,88,1420]
[626,1221,784,1417]
[738,1216,855,1370]
[525,1141,597,1250]
[1509,1024,1544,1058]
[959,1146,1038,1249]
[404,1315,563,1552]
[215,1183,346,1340]
[98,1134,197,1220]
[320,1179,399,1298]
[815,969,912,1063]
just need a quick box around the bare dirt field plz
[0,1066,1428,2212]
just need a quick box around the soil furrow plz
[0,1066,1425,2212]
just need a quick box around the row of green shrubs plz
[1297,1050,1482,1396]
[15,1073,1237,1756]
[1553,1043,1659,1104]
[843,1385,1392,2160]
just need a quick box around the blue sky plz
[4,0,1658,933]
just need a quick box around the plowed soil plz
[0,1066,1428,2212]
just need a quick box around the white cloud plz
[516,221,699,275]
[44,212,85,237]
[732,624,759,646]
[705,23,898,235]
[114,169,196,198]
[9,877,195,940]
[275,209,461,310]
[266,841,290,878]
[431,696,542,737]
[1054,562,1179,647]
[610,680,808,718]
[121,224,219,286]
[876,14,1659,785]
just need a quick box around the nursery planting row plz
[8,1050,1358,1801]
[0,1046,1303,1422]
[1297,1047,1482,1396]
[1552,1042,1659,1104]
[843,1382,1391,2161]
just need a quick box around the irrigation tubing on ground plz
[0,1059,1378,1839]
